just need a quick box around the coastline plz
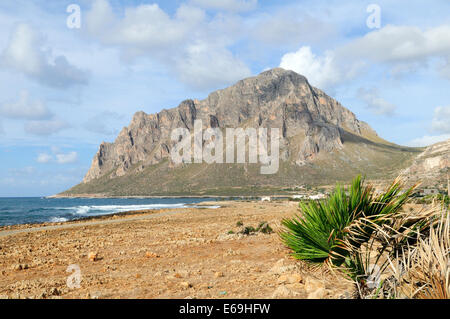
[0,200,353,299]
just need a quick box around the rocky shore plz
[0,201,353,299]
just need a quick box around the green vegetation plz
[257,221,273,234]
[280,175,414,264]
[241,226,256,235]
[280,175,449,298]
[62,140,421,197]
[232,221,274,236]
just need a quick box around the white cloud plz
[431,106,450,134]
[85,0,250,90]
[280,24,450,91]
[407,134,450,147]
[36,153,52,164]
[357,88,396,116]
[342,25,450,64]
[24,119,68,136]
[190,0,257,12]
[1,23,89,88]
[338,24,450,78]
[36,149,78,164]
[279,46,341,90]
[0,90,53,120]
[251,12,335,47]
[55,151,78,164]
[175,42,251,89]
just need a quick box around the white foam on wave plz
[63,203,189,216]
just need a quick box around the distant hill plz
[62,68,422,196]
[401,138,449,191]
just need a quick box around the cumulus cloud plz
[36,149,78,164]
[85,0,250,90]
[407,134,450,147]
[55,151,78,164]
[252,12,335,47]
[36,153,52,164]
[279,46,341,90]
[1,23,89,88]
[357,88,396,116]
[175,42,251,89]
[338,24,450,78]
[190,0,257,12]
[280,24,450,91]
[342,25,450,63]
[0,90,53,120]
[24,118,68,136]
[431,106,450,134]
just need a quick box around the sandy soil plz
[0,200,353,299]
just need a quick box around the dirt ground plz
[0,200,354,299]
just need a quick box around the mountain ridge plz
[62,68,422,196]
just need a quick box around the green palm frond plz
[279,175,417,266]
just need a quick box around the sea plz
[0,197,221,226]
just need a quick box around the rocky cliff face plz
[82,68,377,184]
[63,68,420,196]
[401,139,449,190]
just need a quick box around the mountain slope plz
[401,138,449,190]
[62,68,421,196]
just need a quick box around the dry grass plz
[389,209,449,299]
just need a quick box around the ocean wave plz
[62,203,189,216]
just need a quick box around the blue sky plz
[1,0,450,196]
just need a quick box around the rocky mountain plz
[401,139,449,191]
[63,68,421,196]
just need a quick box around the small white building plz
[261,196,271,202]
[291,194,307,199]
[309,193,326,200]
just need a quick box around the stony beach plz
[0,200,353,299]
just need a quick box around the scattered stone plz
[214,272,224,278]
[12,264,28,271]
[272,285,297,298]
[304,278,325,293]
[88,252,98,262]
[174,273,183,279]
[307,288,328,299]
[145,252,159,258]
[180,282,192,289]
[49,288,60,296]
[269,259,296,274]
[277,274,303,284]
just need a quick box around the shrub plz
[280,175,415,265]
[279,175,449,299]
[241,226,256,235]
[257,222,273,234]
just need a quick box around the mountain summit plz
[63,68,420,196]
